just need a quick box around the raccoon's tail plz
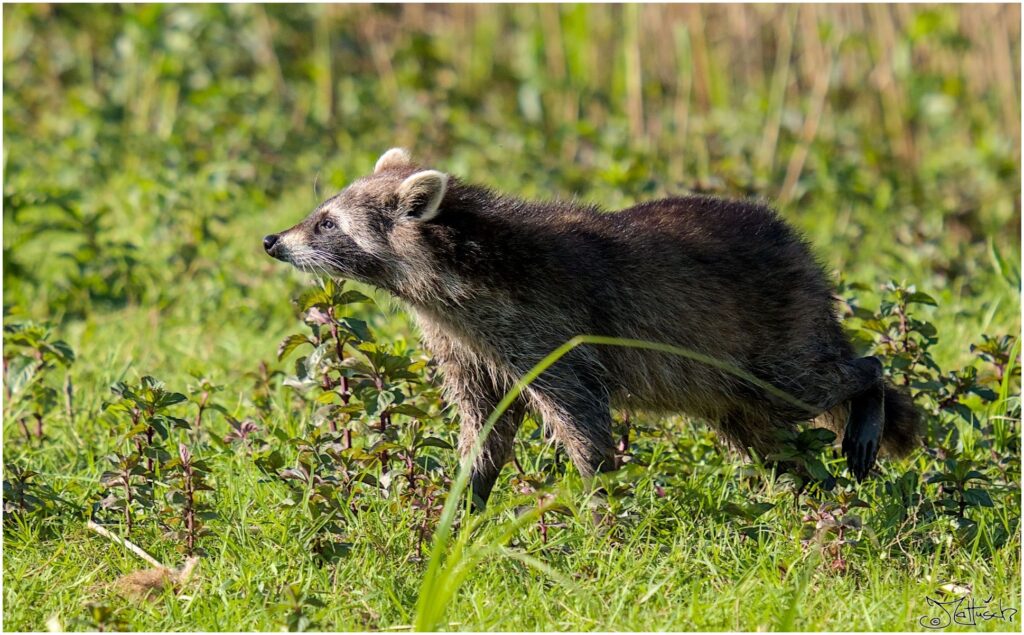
[880,382,922,456]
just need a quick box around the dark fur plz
[266,150,923,505]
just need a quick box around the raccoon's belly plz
[605,348,742,420]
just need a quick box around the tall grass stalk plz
[413,334,818,630]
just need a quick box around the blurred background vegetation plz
[4,5,1020,357]
[2,4,1020,630]
[4,4,1020,326]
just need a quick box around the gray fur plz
[265,148,921,505]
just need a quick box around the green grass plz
[3,4,1021,632]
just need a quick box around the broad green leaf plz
[278,334,313,360]
[417,437,454,450]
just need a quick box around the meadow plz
[2,4,1021,631]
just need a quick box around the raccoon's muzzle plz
[263,234,287,261]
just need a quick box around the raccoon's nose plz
[263,234,280,253]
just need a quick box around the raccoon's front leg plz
[526,376,616,480]
[463,399,526,508]
[445,366,526,508]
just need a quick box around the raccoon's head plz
[264,148,450,294]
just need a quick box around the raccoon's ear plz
[374,147,413,174]
[396,170,448,222]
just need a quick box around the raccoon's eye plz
[318,219,335,231]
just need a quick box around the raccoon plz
[265,148,921,506]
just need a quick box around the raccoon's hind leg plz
[840,356,885,481]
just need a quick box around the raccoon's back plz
[575,196,849,412]
[604,195,817,278]
[437,190,841,354]
[593,196,844,357]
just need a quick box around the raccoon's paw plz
[842,430,878,482]
[843,379,885,481]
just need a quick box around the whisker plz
[293,253,323,279]
[309,254,337,280]
[317,254,352,274]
